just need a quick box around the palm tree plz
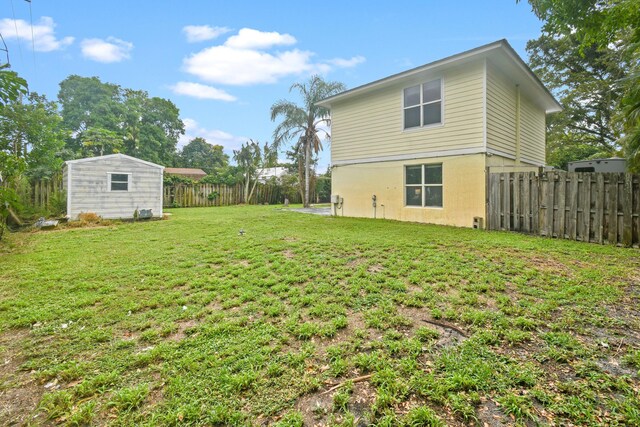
[271,75,345,207]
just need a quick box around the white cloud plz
[0,16,73,52]
[179,118,247,153]
[184,46,316,85]
[327,56,366,68]
[183,25,231,43]
[182,28,365,86]
[81,37,133,63]
[170,82,236,101]
[224,28,296,49]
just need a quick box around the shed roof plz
[65,153,164,169]
[316,39,561,114]
[165,168,207,176]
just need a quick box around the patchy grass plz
[0,205,639,426]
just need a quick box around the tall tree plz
[179,137,228,173]
[58,75,122,153]
[526,32,629,168]
[58,76,185,165]
[79,127,122,157]
[121,90,185,165]
[271,75,345,207]
[233,140,276,203]
[522,0,640,170]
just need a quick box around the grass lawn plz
[1,206,639,426]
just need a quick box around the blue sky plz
[1,0,543,170]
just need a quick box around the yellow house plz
[316,40,561,228]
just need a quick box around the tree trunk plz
[244,173,250,203]
[304,140,310,208]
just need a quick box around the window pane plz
[423,102,441,125]
[111,174,128,182]
[111,182,128,191]
[424,164,442,184]
[406,165,422,185]
[406,186,422,206]
[404,107,420,129]
[404,85,420,107]
[425,186,443,207]
[422,79,441,103]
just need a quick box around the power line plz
[9,0,23,62]
[27,0,36,72]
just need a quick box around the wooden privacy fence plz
[487,171,640,247]
[22,176,64,211]
[163,183,302,208]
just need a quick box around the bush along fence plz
[18,175,66,215]
[487,171,640,247]
[164,182,304,207]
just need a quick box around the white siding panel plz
[486,61,546,164]
[331,61,485,163]
[486,61,516,156]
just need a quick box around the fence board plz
[567,173,579,240]
[607,174,618,244]
[580,174,591,242]
[488,171,639,247]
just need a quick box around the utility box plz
[330,194,340,204]
[473,217,484,229]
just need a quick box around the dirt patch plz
[397,307,468,347]
[346,258,366,268]
[525,256,575,277]
[367,264,384,274]
[476,398,511,427]
[0,329,43,426]
[237,260,250,267]
[295,380,376,426]
[167,319,198,342]
[282,249,295,259]
[282,237,298,242]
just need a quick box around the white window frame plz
[402,78,444,131]
[108,172,131,192]
[404,164,443,208]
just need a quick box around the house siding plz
[331,60,485,163]
[486,60,546,164]
[67,156,163,219]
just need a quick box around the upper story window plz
[109,173,130,191]
[403,79,442,130]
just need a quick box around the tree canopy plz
[522,0,640,170]
[57,75,184,165]
[179,137,228,174]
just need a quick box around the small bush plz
[77,212,101,223]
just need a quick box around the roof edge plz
[65,153,165,169]
[317,39,561,113]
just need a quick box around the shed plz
[63,154,164,219]
[165,167,207,181]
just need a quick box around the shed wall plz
[68,156,163,219]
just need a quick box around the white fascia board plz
[66,153,164,169]
[333,147,486,167]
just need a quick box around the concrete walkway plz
[287,207,332,216]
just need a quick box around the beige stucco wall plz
[331,154,487,227]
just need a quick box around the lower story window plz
[405,164,442,207]
[109,173,130,191]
